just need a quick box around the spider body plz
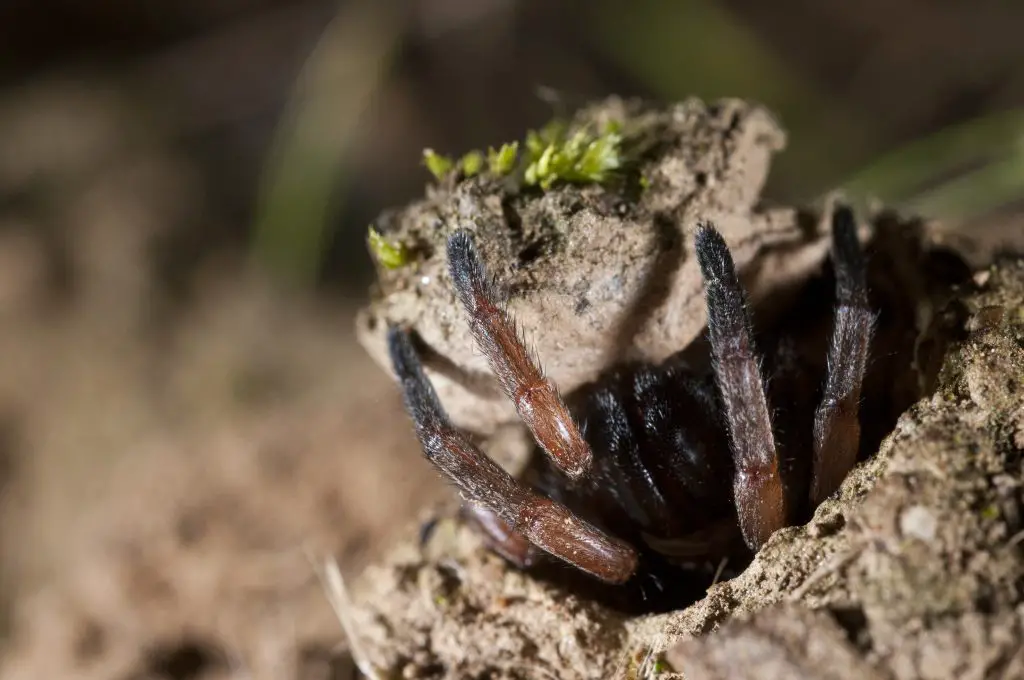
[388,206,875,604]
[521,360,733,559]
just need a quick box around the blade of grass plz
[907,151,1024,224]
[251,2,399,286]
[309,552,391,680]
[840,109,1024,208]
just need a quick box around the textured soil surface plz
[357,97,833,436]
[350,250,1024,680]
[351,99,1024,679]
[665,259,1024,679]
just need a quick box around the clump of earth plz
[357,97,823,436]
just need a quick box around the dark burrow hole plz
[435,562,464,596]
[828,604,872,651]
[131,638,228,680]
[494,223,970,617]
[516,237,550,266]
[524,557,741,616]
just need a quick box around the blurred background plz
[0,1,1023,678]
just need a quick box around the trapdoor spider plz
[387,206,872,597]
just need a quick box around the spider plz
[386,205,873,603]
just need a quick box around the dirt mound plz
[356,97,831,436]
[348,256,1024,680]
[349,98,1024,679]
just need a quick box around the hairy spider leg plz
[695,224,787,550]
[809,206,874,505]
[460,503,542,569]
[447,231,593,481]
[387,327,639,583]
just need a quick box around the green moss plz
[460,150,485,177]
[487,141,519,175]
[524,120,624,190]
[367,227,410,269]
[981,504,1000,520]
[422,148,454,180]
[422,116,626,189]
[423,148,488,179]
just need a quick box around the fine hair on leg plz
[447,231,593,480]
[695,223,786,550]
[809,205,874,505]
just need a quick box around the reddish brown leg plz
[388,326,638,583]
[695,224,786,550]
[461,505,544,568]
[810,206,873,505]
[447,232,592,480]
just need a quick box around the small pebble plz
[899,504,937,542]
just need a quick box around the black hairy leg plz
[810,206,873,505]
[387,327,639,583]
[694,224,786,550]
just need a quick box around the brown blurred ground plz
[0,86,446,675]
[0,0,1023,678]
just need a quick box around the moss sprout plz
[459,150,485,177]
[487,141,519,175]
[421,117,625,189]
[367,227,410,269]
[524,120,624,190]
[422,148,454,180]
